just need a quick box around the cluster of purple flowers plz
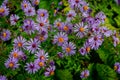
[0,0,120,79]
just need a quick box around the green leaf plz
[96,64,117,80]
[55,69,73,80]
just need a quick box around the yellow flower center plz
[13,52,19,58]
[35,0,39,5]
[18,42,22,47]
[2,32,7,38]
[50,71,54,76]
[66,47,71,53]
[24,4,28,8]
[0,8,4,13]
[83,6,88,11]
[39,36,44,41]
[39,62,44,67]
[40,13,44,17]
[79,27,84,32]
[63,26,69,31]
[40,56,45,60]
[56,22,61,27]
[86,47,90,52]
[58,37,64,43]
[84,73,88,77]
[9,62,14,68]
[114,65,118,70]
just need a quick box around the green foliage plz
[55,69,73,80]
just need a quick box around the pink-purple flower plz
[53,32,68,46]
[0,29,11,41]
[10,14,19,25]
[13,36,27,50]
[25,62,39,74]
[0,5,9,17]
[5,57,19,70]
[80,70,89,78]
[44,66,55,77]
[26,38,40,53]
[62,42,76,56]
[0,75,7,80]
[37,9,49,19]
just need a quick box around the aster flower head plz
[5,57,19,70]
[25,62,39,74]
[34,59,45,69]
[62,22,73,34]
[83,40,91,54]
[57,52,64,58]
[101,27,112,37]
[62,42,76,56]
[0,29,11,41]
[0,5,9,17]
[88,34,104,50]
[22,19,36,34]
[53,32,68,46]
[80,70,89,79]
[36,17,49,30]
[32,0,40,6]
[44,66,56,77]
[79,47,86,56]
[114,62,120,74]
[95,11,106,23]
[10,14,19,25]
[26,38,40,53]
[13,36,26,50]
[1,0,8,6]
[21,0,31,10]
[113,36,119,47]
[54,19,63,31]
[0,75,7,80]
[74,22,88,38]
[35,49,48,61]
[66,10,76,22]
[24,6,36,16]
[9,49,23,59]
[68,0,83,9]
[37,9,49,19]
[35,33,48,42]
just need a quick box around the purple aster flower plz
[10,14,19,25]
[91,26,101,34]
[79,47,86,56]
[95,11,106,23]
[83,40,91,54]
[36,17,49,30]
[112,31,119,47]
[26,38,40,53]
[21,54,27,61]
[21,0,31,10]
[24,6,36,16]
[32,0,40,6]
[35,33,48,42]
[0,75,7,80]
[49,60,55,67]
[2,0,8,6]
[13,36,26,50]
[66,10,76,22]
[114,62,120,74]
[101,27,112,37]
[0,29,11,41]
[74,22,88,38]
[54,19,63,31]
[0,5,9,17]
[88,34,103,50]
[62,42,76,56]
[5,57,19,70]
[25,62,39,74]
[80,70,89,78]
[86,17,95,26]
[62,22,73,34]
[35,49,48,61]
[34,59,45,69]
[53,32,68,46]
[68,0,83,9]
[57,52,64,58]
[44,66,55,77]
[22,19,36,34]
[37,9,49,19]
[9,49,23,59]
